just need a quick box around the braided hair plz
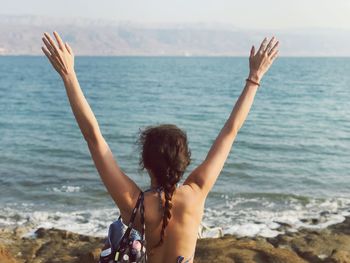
[138,124,191,248]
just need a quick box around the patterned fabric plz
[99,191,147,263]
[177,255,194,263]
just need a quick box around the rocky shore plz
[1,217,350,263]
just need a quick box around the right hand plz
[248,37,279,83]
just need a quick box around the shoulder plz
[174,185,206,210]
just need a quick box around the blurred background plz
[0,0,350,56]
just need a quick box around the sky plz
[0,0,350,29]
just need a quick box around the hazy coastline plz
[1,15,350,56]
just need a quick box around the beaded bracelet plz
[245,78,260,87]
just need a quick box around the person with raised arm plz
[41,32,279,263]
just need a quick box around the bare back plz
[128,185,204,263]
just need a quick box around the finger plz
[250,45,255,58]
[41,46,52,58]
[270,50,279,61]
[42,38,65,68]
[44,32,60,55]
[44,32,66,69]
[42,37,55,56]
[42,46,61,67]
[258,37,268,53]
[269,47,279,58]
[53,31,65,51]
[265,36,276,54]
[268,41,279,56]
[42,46,62,70]
[65,42,73,55]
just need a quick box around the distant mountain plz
[0,15,349,56]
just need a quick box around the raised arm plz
[41,32,140,217]
[184,37,279,197]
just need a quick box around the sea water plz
[0,56,349,238]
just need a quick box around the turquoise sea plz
[0,56,349,237]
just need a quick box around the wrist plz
[248,71,262,83]
[61,71,77,83]
[245,78,260,87]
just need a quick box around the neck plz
[149,171,178,190]
[150,176,159,189]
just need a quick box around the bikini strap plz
[116,191,144,250]
[139,187,163,259]
[140,191,146,260]
[144,186,164,211]
[144,186,164,193]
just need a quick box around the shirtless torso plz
[130,185,205,263]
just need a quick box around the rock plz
[78,247,102,263]
[194,236,306,263]
[330,217,350,235]
[1,227,104,263]
[326,249,350,263]
[2,216,350,263]
[13,226,28,237]
[35,228,47,238]
[0,244,17,263]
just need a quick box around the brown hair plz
[138,124,191,247]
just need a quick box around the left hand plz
[248,36,279,83]
[41,31,75,79]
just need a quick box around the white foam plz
[51,185,81,193]
[0,205,119,237]
[202,196,350,238]
[1,196,349,239]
